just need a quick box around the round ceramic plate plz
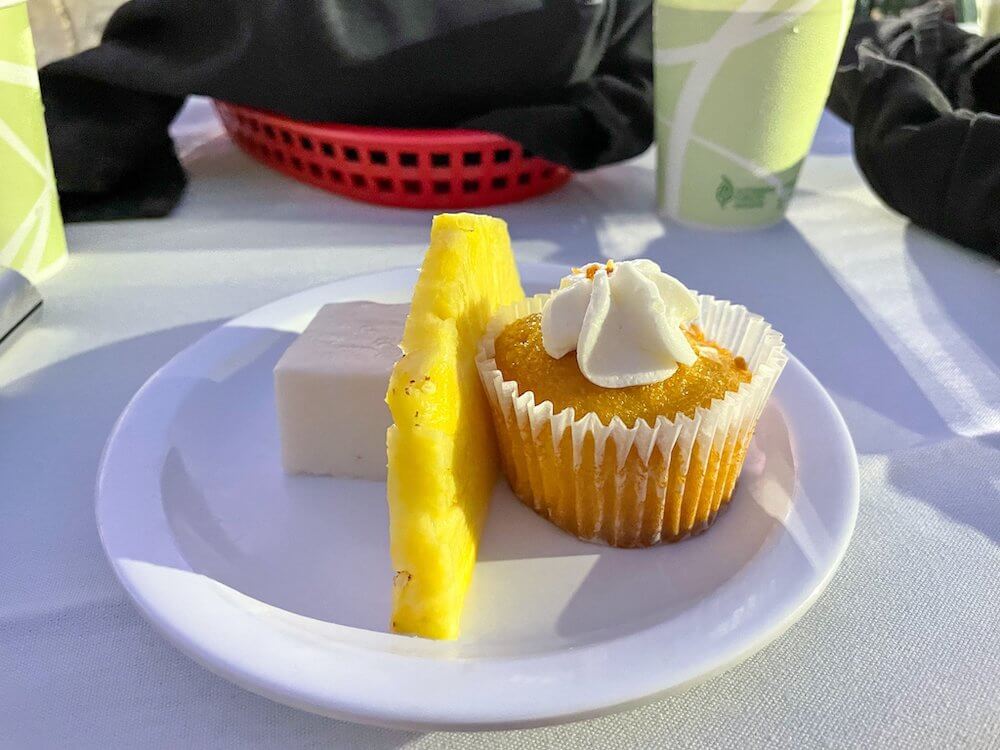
[96,262,858,730]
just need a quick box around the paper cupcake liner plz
[475,293,788,547]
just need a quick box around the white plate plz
[96,262,858,731]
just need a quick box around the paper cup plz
[476,294,787,547]
[0,0,67,284]
[979,0,1000,35]
[654,0,853,228]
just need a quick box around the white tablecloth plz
[2,98,998,749]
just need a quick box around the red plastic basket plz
[214,101,572,209]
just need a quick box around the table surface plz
[2,98,998,750]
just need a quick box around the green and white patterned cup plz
[654,0,852,228]
[979,0,1000,35]
[0,0,67,283]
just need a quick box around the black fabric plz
[40,0,653,222]
[829,4,1000,257]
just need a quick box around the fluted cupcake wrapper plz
[475,293,788,547]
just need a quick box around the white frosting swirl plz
[540,260,700,388]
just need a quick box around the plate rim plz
[95,262,859,731]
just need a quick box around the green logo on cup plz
[715,175,734,208]
[715,174,775,210]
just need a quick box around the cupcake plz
[475,260,787,547]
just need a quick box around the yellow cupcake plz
[493,314,751,426]
[476,260,787,547]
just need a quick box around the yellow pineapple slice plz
[386,213,524,639]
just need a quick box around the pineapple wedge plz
[386,213,524,639]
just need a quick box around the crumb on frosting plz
[571,260,616,280]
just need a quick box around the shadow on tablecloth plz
[0,323,421,748]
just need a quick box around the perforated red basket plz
[214,102,572,209]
